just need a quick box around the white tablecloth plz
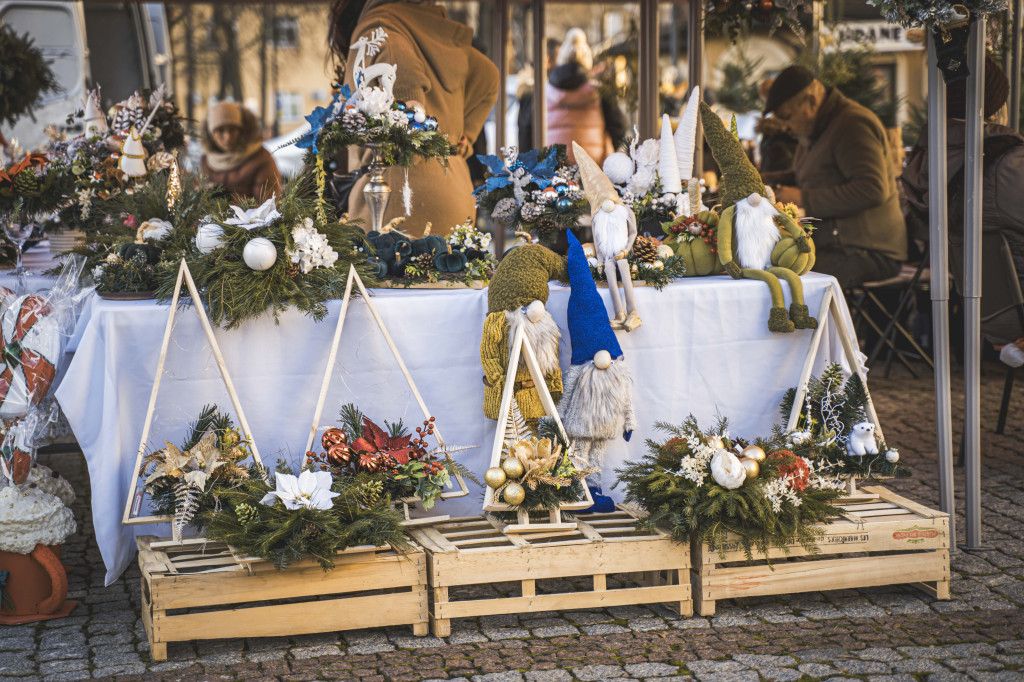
[57,272,857,585]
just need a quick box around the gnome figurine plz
[118,127,148,177]
[481,244,568,423]
[559,231,636,512]
[83,90,108,138]
[572,141,641,332]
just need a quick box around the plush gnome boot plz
[559,231,636,513]
[481,244,568,424]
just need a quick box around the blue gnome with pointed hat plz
[559,230,637,513]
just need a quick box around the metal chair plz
[980,232,1024,435]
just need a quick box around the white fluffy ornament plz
[885,448,900,463]
[658,114,682,194]
[243,237,278,271]
[195,223,225,254]
[602,152,634,185]
[710,448,746,489]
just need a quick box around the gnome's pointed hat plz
[699,102,765,209]
[572,141,620,217]
[83,90,107,137]
[566,230,622,366]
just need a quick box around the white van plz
[0,0,171,152]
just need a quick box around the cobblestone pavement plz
[3,360,1024,682]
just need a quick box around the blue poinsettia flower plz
[473,148,558,195]
[296,84,353,154]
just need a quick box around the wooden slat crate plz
[137,536,428,661]
[409,506,691,637]
[689,486,950,616]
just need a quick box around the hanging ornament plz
[885,449,900,463]
[0,295,61,419]
[500,456,525,479]
[555,197,572,213]
[739,457,760,479]
[502,482,526,505]
[741,445,766,462]
[196,224,225,254]
[166,151,182,211]
[242,237,278,271]
[484,466,507,489]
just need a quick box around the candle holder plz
[363,143,391,234]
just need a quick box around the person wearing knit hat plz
[700,102,818,333]
[573,141,641,331]
[200,102,282,202]
[480,244,567,423]
[760,66,906,291]
[558,231,635,512]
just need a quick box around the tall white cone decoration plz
[83,91,107,137]
[658,114,682,194]
[674,86,700,182]
[118,127,148,177]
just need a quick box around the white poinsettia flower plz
[710,448,746,490]
[358,87,393,118]
[225,196,281,230]
[260,470,339,511]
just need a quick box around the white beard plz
[559,359,633,440]
[505,308,561,375]
[592,204,631,261]
[734,197,782,270]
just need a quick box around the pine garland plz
[312,120,452,170]
[588,254,687,290]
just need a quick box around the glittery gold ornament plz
[166,150,182,210]
[503,482,526,505]
[707,436,725,449]
[484,466,507,489]
[739,457,760,478]
[741,445,766,462]
[501,456,525,479]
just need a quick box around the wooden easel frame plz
[786,285,884,499]
[122,260,264,534]
[482,323,594,533]
[303,265,468,526]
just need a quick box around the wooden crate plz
[409,506,691,637]
[137,536,428,661]
[690,486,950,616]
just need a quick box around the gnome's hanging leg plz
[573,437,615,513]
[616,258,642,331]
[605,258,626,328]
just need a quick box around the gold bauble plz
[652,260,664,270]
[707,436,725,449]
[739,458,760,479]
[501,457,525,479]
[484,466,507,489]
[503,482,526,505]
[742,445,766,462]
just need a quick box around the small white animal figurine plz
[847,421,879,456]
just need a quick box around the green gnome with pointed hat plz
[700,102,818,333]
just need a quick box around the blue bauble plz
[555,184,569,196]
[424,116,439,131]
[555,197,572,213]
[411,122,426,131]
[393,101,407,112]
[405,110,416,122]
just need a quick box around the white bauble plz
[657,244,675,260]
[602,152,634,185]
[243,237,278,271]
[196,224,225,254]
[885,449,900,463]
[710,448,746,489]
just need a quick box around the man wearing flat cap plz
[762,66,906,289]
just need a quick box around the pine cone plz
[416,252,435,271]
[631,235,659,263]
[535,216,560,234]
[287,262,301,278]
[341,110,367,133]
[491,197,520,223]
[12,169,39,194]
[520,202,543,223]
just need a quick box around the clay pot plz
[0,544,74,623]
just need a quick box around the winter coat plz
[771,88,907,263]
[200,109,282,203]
[901,121,1024,344]
[540,63,625,164]
[343,3,498,238]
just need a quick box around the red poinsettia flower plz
[769,450,810,492]
[350,417,424,466]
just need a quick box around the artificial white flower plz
[358,87,393,117]
[287,218,339,274]
[139,218,173,241]
[224,196,281,230]
[633,139,660,170]
[790,430,811,445]
[710,448,746,489]
[628,167,656,196]
[91,265,105,280]
[260,470,339,511]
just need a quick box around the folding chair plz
[981,232,1024,435]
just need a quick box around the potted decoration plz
[365,219,496,287]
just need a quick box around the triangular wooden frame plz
[786,285,885,500]
[482,323,594,533]
[303,265,469,526]
[122,260,264,537]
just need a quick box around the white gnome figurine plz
[83,89,108,138]
[573,141,641,332]
[559,230,635,513]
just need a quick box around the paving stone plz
[671,617,710,629]
[572,664,627,680]
[686,661,749,675]
[947,644,998,657]
[245,649,288,663]
[623,663,680,677]
[40,672,90,682]
[471,673,525,682]
[0,638,34,653]
[608,606,656,619]
[91,663,146,677]
[531,625,580,638]
[580,624,629,636]
[945,658,1003,672]
[627,617,667,632]
[731,654,796,668]
[448,631,490,645]
[691,672,759,682]
[392,635,447,648]
[857,648,905,662]
[524,671,572,682]
[290,644,342,659]
[899,646,954,659]
[798,663,842,678]
[709,614,760,627]
[864,675,916,682]
[37,660,85,676]
[36,647,88,663]
[794,649,850,664]
[482,628,530,640]
[924,673,973,682]
[758,668,802,682]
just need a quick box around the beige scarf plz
[203,140,265,173]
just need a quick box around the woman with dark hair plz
[329,0,498,238]
[200,102,282,202]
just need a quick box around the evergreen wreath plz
[0,25,59,128]
[703,0,809,41]
[615,416,844,562]
[867,0,1005,28]
[773,363,912,479]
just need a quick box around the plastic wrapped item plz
[1000,342,1024,368]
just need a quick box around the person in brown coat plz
[329,0,499,238]
[762,66,907,289]
[200,102,283,203]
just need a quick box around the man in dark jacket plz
[901,56,1024,345]
[762,66,907,289]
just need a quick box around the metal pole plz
[1011,0,1023,131]
[492,0,508,255]
[531,0,546,151]
[810,0,825,72]
[963,19,986,550]
[927,32,956,550]
[688,0,704,175]
[638,0,660,140]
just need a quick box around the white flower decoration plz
[287,218,339,274]
[358,87,393,118]
[139,218,173,241]
[633,139,660,170]
[628,167,656,196]
[260,470,339,511]
[710,448,746,490]
[224,196,281,230]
